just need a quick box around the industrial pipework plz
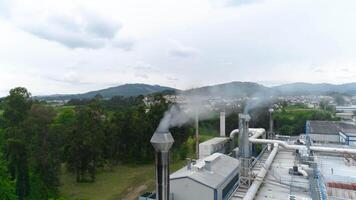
[248,130,356,154]
[150,131,174,200]
[243,143,279,200]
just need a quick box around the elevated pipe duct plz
[249,129,356,155]
[220,111,226,137]
[243,143,279,200]
[150,131,174,200]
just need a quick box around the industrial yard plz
[144,108,356,200]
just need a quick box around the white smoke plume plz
[155,96,214,133]
[155,82,279,133]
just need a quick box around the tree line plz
[0,87,337,200]
[0,87,191,200]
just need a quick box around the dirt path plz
[120,185,147,200]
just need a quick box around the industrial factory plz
[142,109,356,200]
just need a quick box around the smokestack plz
[150,131,174,200]
[239,114,251,158]
[195,111,199,159]
[220,111,226,137]
[239,114,252,186]
[268,108,274,139]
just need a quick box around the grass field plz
[0,110,3,116]
[59,128,215,200]
[59,160,186,200]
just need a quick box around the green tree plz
[23,104,60,198]
[0,129,17,200]
[65,102,104,182]
[7,138,30,200]
[2,87,32,200]
[3,87,32,127]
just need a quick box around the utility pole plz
[195,110,199,159]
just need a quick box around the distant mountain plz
[184,82,276,97]
[272,82,356,95]
[36,84,178,101]
[35,82,356,101]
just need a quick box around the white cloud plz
[1,0,356,95]
[2,2,123,49]
[169,40,199,57]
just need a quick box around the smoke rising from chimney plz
[155,96,214,133]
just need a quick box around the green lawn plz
[53,105,76,112]
[59,130,215,200]
[0,109,3,116]
[59,160,186,200]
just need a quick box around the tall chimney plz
[150,131,174,200]
[239,114,251,158]
[220,111,226,137]
[238,114,252,186]
[195,111,199,159]
[268,108,274,139]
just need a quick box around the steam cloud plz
[155,82,278,133]
[155,96,214,133]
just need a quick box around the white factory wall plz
[171,178,215,200]
[309,134,339,143]
[199,138,230,159]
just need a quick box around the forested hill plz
[184,82,274,97]
[36,84,178,100]
[272,82,356,95]
[34,82,356,101]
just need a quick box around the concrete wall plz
[171,178,214,200]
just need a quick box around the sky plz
[1,0,356,96]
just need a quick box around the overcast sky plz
[1,0,356,96]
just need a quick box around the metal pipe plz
[298,166,308,177]
[230,129,239,150]
[249,128,356,154]
[243,143,279,200]
[242,127,356,200]
[150,131,174,200]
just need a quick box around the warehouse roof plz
[170,153,239,189]
[307,121,356,135]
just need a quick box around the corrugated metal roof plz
[170,153,239,189]
[308,121,340,135]
[308,121,356,135]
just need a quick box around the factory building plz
[144,111,356,200]
[170,153,239,200]
[336,105,356,113]
[306,120,356,145]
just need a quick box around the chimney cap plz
[150,131,174,152]
[239,114,251,121]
